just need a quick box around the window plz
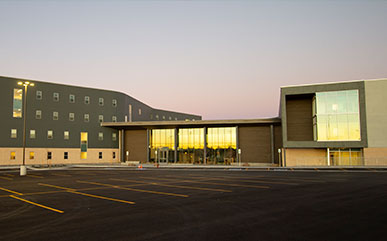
[64,131,69,140]
[99,98,104,106]
[64,152,68,160]
[175,117,178,120]
[99,152,103,159]
[112,99,117,107]
[84,114,90,122]
[169,116,172,120]
[47,130,53,139]
[138,108,142,115]
[112,133,117,141]
[112,116,117,122]
[84,96,90,104]
[156,115,159,120]
[98,115,104,123]
[36,90,42,100]
[10,152,16,160]
[30,130,36,139]
[162,116,165,120]
[29,152,35,160]
[98,132,103,141]
[314,90,361,141]
[69,94,75,103]
[53,111,59,120]
[11,129,17,139]
[13,89,23,118]
[69,113,75,121]
[47,152,52,160]
[53,92,59,102]
[36,110,42,119]
[113,152,116,159]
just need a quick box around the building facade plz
[2,75,387,167]
[0,76,200,166]
[281,78,387,166]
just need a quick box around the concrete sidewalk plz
[2,163,386,171]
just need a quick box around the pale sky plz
[1,0,386,120]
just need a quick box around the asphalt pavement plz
[0,168,386,241]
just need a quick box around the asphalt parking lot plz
[0,168,386,241]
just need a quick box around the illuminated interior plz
[80,132,88,159]
[149,127,237,164]
[207,127,237,164]
[178,128,204,164]
[330,148,362,166]
[150,129,175,163]
[313,90,361,141]
[13,88,23,118]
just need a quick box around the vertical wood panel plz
[286,95,313,141]
[124,130,147,163]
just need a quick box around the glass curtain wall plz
[178,128,204,164]
[150,129,175,163]
[329,148,363,166]
[314,90,361,141]
[207,127,237,164]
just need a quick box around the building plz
[281,78,387,166]
[1,75,387,167]
[0,76,200,165]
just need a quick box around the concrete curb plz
[1,164,387,171]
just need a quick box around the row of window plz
[36,90,117,107]
[10,129,117,141]
[34,110,117,122]
[152,114,179,121]
[10,151,116,160]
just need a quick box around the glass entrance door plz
[158,147,169,164]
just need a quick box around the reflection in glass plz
[13,89,23,118]
[315,90,360,141]
[329,148,362,166]
[207,127,237,164]
[178,128,204,164]
[150,129,175,163]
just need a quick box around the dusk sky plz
[1,0,386,120]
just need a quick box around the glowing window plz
[314,90,360,141]
[30,130,36,139]
[47,130,53,139]
[13,89,23,118]
[10,151,16,160]
[11,129,17,139]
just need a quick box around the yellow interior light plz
[17,82,23,85]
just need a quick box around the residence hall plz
[2,75,387,167]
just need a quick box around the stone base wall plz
[284,148,327,166]
[0,147,120,165]
[363,148,387,166]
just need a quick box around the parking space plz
[0,168,386,241]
